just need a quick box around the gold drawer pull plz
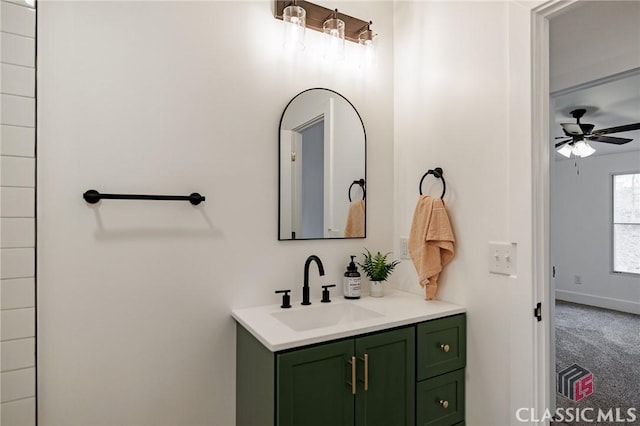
[440,344,450,353]
[347,356,356,395]
[439,399,449,409]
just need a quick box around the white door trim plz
[529,0,581,423]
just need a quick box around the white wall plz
[393,2,523,424]
[549,1,640,92]
[0,0,37,424]
[552,153,640,313]
[37,1,394,424]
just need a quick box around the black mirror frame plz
[278,88,367,241]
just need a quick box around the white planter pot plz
[370,280,384,297]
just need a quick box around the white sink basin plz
[271,303,384,332]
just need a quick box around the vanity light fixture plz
[282,0,306,51]
[358,21,377,67]
[274,1,375,52]
[323,9,345,62]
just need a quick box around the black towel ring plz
[419,167,446,199]
[348,179,366,202]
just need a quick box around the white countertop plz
[231,289,465,352]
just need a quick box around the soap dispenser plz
[343,256,361,299]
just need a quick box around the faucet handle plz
[321,284,336,303]
[275,289,292,309]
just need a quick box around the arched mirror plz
[279,88,366,240]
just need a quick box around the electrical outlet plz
[488,241,518,276]
[574,275,582,285]
[400,237,410,260]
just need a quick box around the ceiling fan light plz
[557,144,573,158]
[572,140,596,158]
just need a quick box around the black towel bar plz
[83,189,205,206]
[348,179,366,202]
[419,167,446,199]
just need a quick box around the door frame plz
[528,0,581,421]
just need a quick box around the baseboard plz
[555,290,640,315]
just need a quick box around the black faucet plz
[302,255,325,305]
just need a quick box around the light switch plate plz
[400,237,410,260]
[488,241,517,276]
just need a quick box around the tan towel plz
[408,196,455,300]
[344,200,365,238]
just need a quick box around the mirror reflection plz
[279,88,366,240]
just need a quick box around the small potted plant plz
[358,249,400,297]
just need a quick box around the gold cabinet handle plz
[439,399,449,409]
[359,354,369,391]
[347,356,356,395]
[440,344,450,353]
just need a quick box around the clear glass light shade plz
[557,143,573,158]
[283,4,306,51]
[323,16,345,62]
[358,28,377,68]
[572,140,596,157]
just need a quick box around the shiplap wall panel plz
[0,187,35,217]
[0,218,34,247]
[1,64,36,97]
[0,33,35,67]
[0,94,35,127]
[1,338,34,372]
[0,1,35,38]
[0,368,35,402]
[1,156,35,187]
[1,0,36,423]
[1,278,34,309]
[1,397,35,425]
[0,125,34,157]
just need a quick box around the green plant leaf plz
[357,248,400,281]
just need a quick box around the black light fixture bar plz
[274,0,370,43]
[83,189,205,206]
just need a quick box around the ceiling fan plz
[555,108,640,158]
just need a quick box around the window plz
[612,172,640,274]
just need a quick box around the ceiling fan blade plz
[593,123,640,135]
[555,139,571,148]
[586,135,633,145]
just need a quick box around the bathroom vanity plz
[233,290,466,426]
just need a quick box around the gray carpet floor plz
[555,300,640,425]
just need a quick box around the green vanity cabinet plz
[416,314,466,426]
[237,326,414,426]
[277,326,415,426]
[236,313,466,426]
[277,339,355,426]
[354,327,415,426]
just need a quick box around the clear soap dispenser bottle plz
[343,256,361,299]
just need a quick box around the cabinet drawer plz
[417,314,465,380]
[416,369,465,426]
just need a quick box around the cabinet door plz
[355,327,415,426]
[277,340,355,426]
[416,369,465,426]
[417,314,466,380]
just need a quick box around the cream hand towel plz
[344,200,365,238]
[408,196,455,300]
